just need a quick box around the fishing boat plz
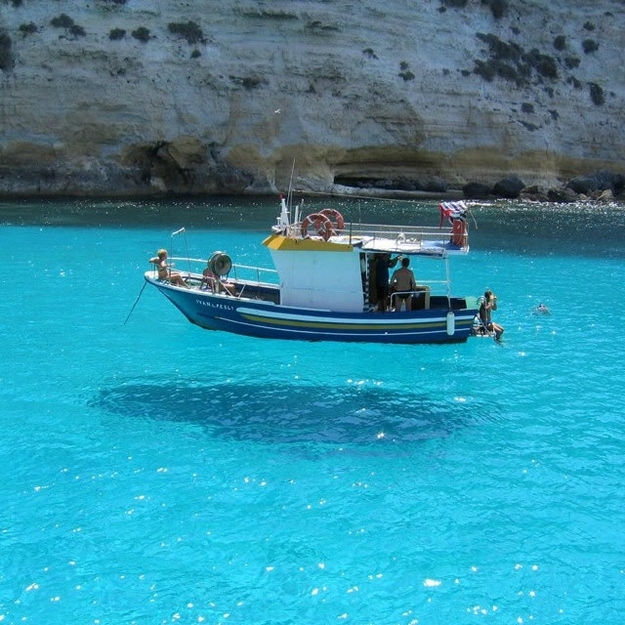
[144,199,480,344]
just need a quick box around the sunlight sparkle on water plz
[2,199,624,625]
[423,578,441,587]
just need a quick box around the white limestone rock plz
[0,0,623,196]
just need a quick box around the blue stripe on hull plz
[205,318,471,343]
[153,281,476,344]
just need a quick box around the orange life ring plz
[300,213,335,241]
[319,208,345,231]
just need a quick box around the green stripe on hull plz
[240,313,472,332]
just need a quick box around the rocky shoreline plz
[327,169,625,204]
[0,170,625,204]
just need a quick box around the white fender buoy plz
[446,311,455,336]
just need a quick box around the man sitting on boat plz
[390,257,417,312]
[391,258,430,312]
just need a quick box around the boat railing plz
[289,220,462,248]
[167,257,278,287]
[227,262,279,285]
[344,222,455,245]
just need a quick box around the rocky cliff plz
[1,0,624,197]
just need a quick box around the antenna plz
[286,159,296,210]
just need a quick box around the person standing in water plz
[479,289,504,340]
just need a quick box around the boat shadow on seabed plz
[93,380,500,446]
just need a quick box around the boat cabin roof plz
[270,198,470,257]
[268,223,468,257]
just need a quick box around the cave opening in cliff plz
[333,174,447,194]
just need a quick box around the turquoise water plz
[1,197,625,624]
